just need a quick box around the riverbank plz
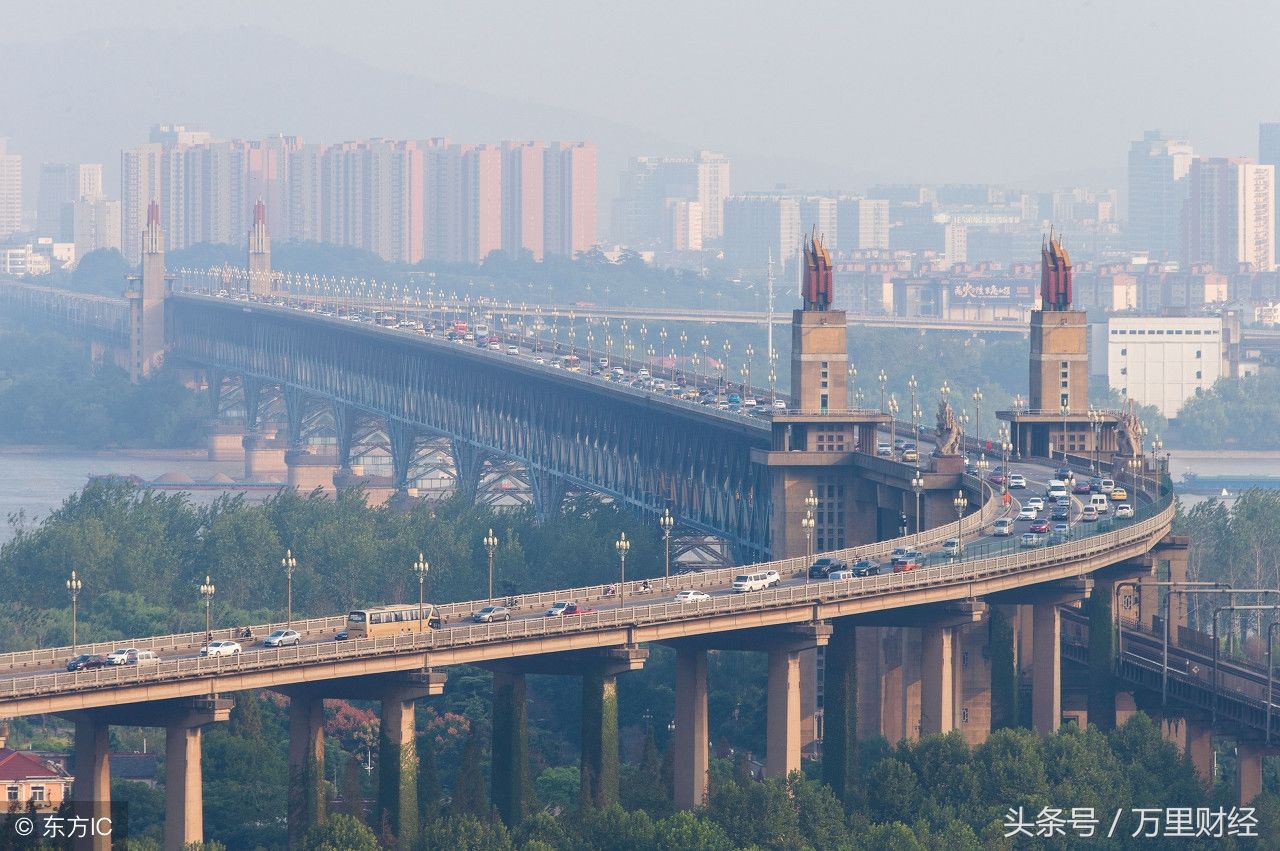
[0,445,207,459]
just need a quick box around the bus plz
[346,603,442,638]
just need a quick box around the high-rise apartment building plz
[545,142,597,257]
[1183,157,1275,273]
[1259,123,1280,259]
[288,144,323,243]
[836,197,890,251]
[423,139,463,263]
[0,139,22,240]
[798,197,838,249]
[502,141,545,261]
[462,144,502,263]
[665,199,702,252]
[1128,130,1194,261]
[723,195,801,270]
[615,150,728,249]
[695,150,730,241]
[72,198,122,260]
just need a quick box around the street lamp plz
[952,491,968,556]
[878,369,888,412]
[659,508,674,579]
[67,570,83,653]
[1060,400,1070,463]
[998,425,1011,494]
[1152,434,1167,503]
[907,375,918,432]
[912,405,923,451]
[848,364,857,404]
[1012,393,1026,458]
[413,552,430,631]
[801,512,815,572]
[972,387,984,449]
[912,470,925,546]
[615,532,630,609]
[804,488,819,565]
[282,548,297,630]
[768,368,777,406]
[199,575,216,643]
[483,529,499,603]
[1088,407,1101,473]
[888,395,899,449]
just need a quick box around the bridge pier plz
[580,648,648,807]
[164,724,203,850]
[1032,603,1062,735]
[377,677,443,848]
[287,692,326,849]
[673,645,709,809]
[530,468,567,522]
[822,619,857,804]
[451,441,489,503]
[1235,741,1271,805]
[920,626,955,736]
[491,669,529,826]
[72,714,111,851]
[285,447,340,494]
[243,428,288,481]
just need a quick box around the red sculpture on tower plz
[801,227,833,311]
[1040,230,1072,310]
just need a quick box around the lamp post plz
[952,491,968,555]
[878,369,888,413]
[907,374,918,433]
[700,336,710,384]
[1128,456,1143,499]
[972,387,984,449]
[804,488,819,564]
[912,470,925,546]
[848,365,858,405]
[67,570,83,654]
[1012,394,1025,458]
[484,529,499,603]
[615,532,630,609]
[998,425,1011,494]
[1152,434,1167,503]
[413,552,429,631]
[199,575,216,643]
[888,395,899,450]
[659,508,674,579]
[768,368,777,407]
[801,512,815,573]
[282,548,297,630]
[1060,401,1070,463]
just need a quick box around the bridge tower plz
[125,200,170,383]
[247,198,272,297]
[762,229,888,558]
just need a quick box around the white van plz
[1047,480,1068,502]
[991,517,1014,537]
[1099,479,1115,494]
[732,569,781,592]
[1089,494,1110,514]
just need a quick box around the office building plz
[1183,157,1275,272]
[615,150,727,249]
[694,150,730,240]
[723,195,801,270]
[1128,130,1195,261]
[836,197,889,251]
[798,197,838,249]
[665,199,702,252]
[1097,316,1225,418]
[72,198,121,260]
[0,139,21,240]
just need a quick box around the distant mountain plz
[0,26,885,228]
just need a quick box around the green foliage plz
[534,765,580,812]
[69,248,129,296]
[451,727,488,820]
[0,328,206,448]
[302,813,379,851]
[1175,373,1280,448]
[417,814,514,851]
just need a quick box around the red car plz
[1029,519,1051,533]
[988,472,1006,485]
[892,558,920,572]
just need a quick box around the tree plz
[302,813,379,851]
[70,248,129,296]
[654,811,735,851]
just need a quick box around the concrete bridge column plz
[164,725,203,851]
[920,626,955,736]
[491,669,529,826]
[822,619,858,804]
[378,687,420,848]
[72,714,111,851]
[581,668,621,807]
[287,693,326,850]
[674,645,709,809]
[1187,721,1214,788]
[1032,603,1061,735]
[1235,741,1269,805]
[766,648,802,779]
[451,441,488,503]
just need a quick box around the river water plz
[0,447,1275,545]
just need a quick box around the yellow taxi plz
[1110,486,1128,501]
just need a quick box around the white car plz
[1027,497,1045,511]
[772,400,787,410]
[674,589,711,603]
[1017,506,1038,521]
[533,356,546,365]
[992,517,1015,537]
[262,629,301,648]
[105,647,140,665]
[1008,474,1027,489]
[942,538,962,557]
[1114,503,1135,518]
[506,345,520,356]
[200,640,242,658]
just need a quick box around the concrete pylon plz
[378,688,420,847]
[287,693,326,850]
[766,648,803,779]
[491,669,529,826]
[72,714,111,851]
[164,726,203,851]
[1032,603,1062,735]
[1187,720,1214,788]
[1235,741,1270,805]
[822,619,858,804]
[920,626,955,736]
[673,645,709,809]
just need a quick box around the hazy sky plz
[5,0,1277,186]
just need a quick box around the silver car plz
[472,606,511,623]
[262,629,301,647]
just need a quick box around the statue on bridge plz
[935,399,962,456]
[1115,405,1145,458]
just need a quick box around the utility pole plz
[766,250,775,367]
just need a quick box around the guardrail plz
[0,498,1174,703]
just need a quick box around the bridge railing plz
[0,499,1174,703]
[0,470,1002,671]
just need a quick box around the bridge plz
[0,225,1262,851]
